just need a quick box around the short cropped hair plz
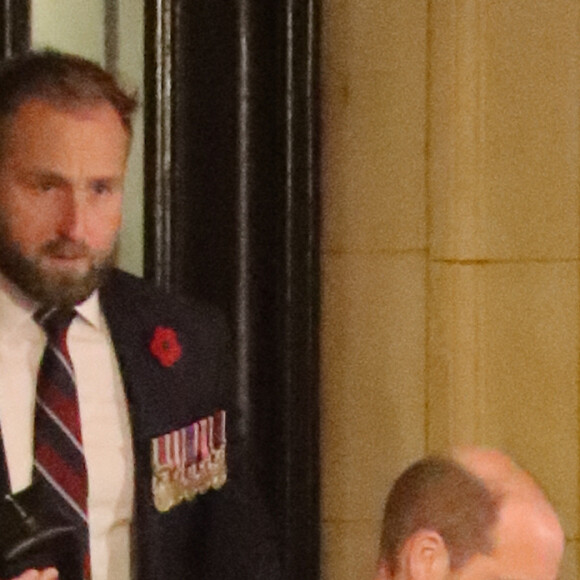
[379,456,500,574]
[0,50,137,139]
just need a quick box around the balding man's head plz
[375,447,564,580]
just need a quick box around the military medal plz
[172,429,186,502]
[152,435,178,512]
[151,410,228,513]
[197,419,212,493]
[211,410,227,488]
[183,423,200,500]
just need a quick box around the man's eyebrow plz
[89,175,124,188]
[23,170,123,186]
[23,169,68,184]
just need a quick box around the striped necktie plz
[34,308,90,579]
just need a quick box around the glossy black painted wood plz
[144,1,320,578]
[0,0,29,58]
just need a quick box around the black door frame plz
[143,2,320,579]
[0,0,29,57]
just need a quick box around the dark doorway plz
[144,2,320,579]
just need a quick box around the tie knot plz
[34,308,76,342]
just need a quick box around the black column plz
[144,1,320,578]
[0,0,29,58]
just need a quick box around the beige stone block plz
[429,0,580,260]
[322,252,426,522]
[482,1,580,260]
[428,262,488,448]
[322,0,427,253]
[429,261,579,537]
[321,519,380,580]
[323,0,428,77]
[428,0,489,260]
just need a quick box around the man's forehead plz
[453,447,516,483]
[11,97,124,124]
[0,98,129,150]
[486,500,563,580]
[0,98,131,157]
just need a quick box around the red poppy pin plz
[150,326,182,367]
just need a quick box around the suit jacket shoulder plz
[99,269,233,438]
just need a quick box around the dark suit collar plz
[98,270,162,580]
[0,430,10,495]
[98,269,148,435]
[99,269,178,438]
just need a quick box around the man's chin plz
[5,260,112,309]
[0,237,116,309]
[34,266,110,307]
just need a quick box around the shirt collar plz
[0,272,37,335]
[75,290,102,330]
[0,271,102,333]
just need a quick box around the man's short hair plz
[0,50,137,138]
[379,456,500,574]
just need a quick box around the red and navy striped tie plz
[34,308,90,578]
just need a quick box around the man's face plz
[0,98,129,308]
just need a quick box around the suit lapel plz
[99,269,205,435]
[99,271,164,580]
[0,430,10,495]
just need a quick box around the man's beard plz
[0,232,116,310]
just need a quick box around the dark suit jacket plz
[0,269,281,580]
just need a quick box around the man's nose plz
[56,190,88,241]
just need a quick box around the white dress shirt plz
[0,275,133,580]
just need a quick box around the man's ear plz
[373,560,389,580]
[399,530,450,580]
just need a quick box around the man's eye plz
[38,181,56,192]
[92,181,112,195]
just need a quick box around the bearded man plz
[0,50,280,580]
